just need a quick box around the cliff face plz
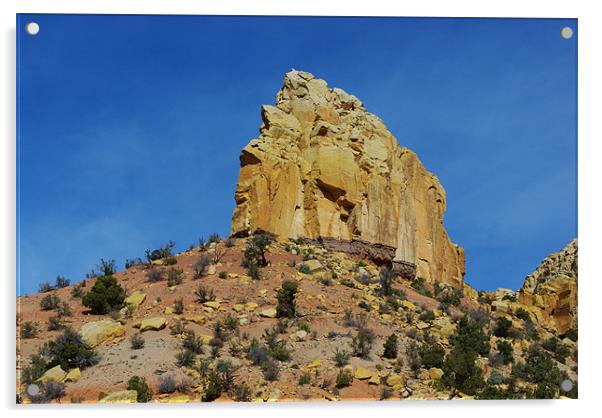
[518,239,578,335]
[231,70,465,288]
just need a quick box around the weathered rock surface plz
[231,70,465,287]
[35,365,66,384]
[135,317,167,332]
[79,319,125,348]
[518,239,578,334]
[99,390,138,404]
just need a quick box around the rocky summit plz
[231,70,465,288]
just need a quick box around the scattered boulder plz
[79,319,126,348]
[386,374,405,387]
[203,301,221,310]
[124,292,146,309]
[429,368,444,380]
[303,259,324,273]
[35,365,66,384]
[99,390,138,404]
[354,367,373,380]
[185,315,205,325]
[64,368,81,382]
[136,317,167,332]
[260,308,277,318]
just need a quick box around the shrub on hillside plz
[71,283,84,298]
[96,258,117,276]
[145,241,176,262]
[127,376,153,403]
[350,327,375,358]
[382,333,398,359]
[193,256,211,279]
[130,333,145,350]
[333,348,351,367]
[231,383,252,401]
[242,233,273,267]
[40,294,61,311]
[38,282,54,293]
[167,268,184,286]
[45,328,99,370]
[55,276,70,289]
[175,349,196,368]
[379,266,395,296]
[20,321,39,339]
[195,285,216,304]
[493,317,513,338]
[82,275,125,314]
[276,279,299,318]
[173,298,184,314]
[335,368,354,388]
[418,344,445,368]
[261,358,280,381]
[146,268,164,282]
[158,375,177,394]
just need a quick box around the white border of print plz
[1,1,600,417]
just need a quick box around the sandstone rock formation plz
[518,239,577,334]
[231,70,465,288]
[79,319,125,348]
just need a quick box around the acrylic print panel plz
[16,14,577,404]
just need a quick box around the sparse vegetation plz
[298,263,311,274]
[242,232,273,278]
[333,348,351,367]
[145,241,176,262]
[158,375,177,394]
[173,297,184,314]
[195,285,216,303]
[38,282,54,293]
[175,349,196,368]
[40,294,61,311]
[382,333,398,359]
[127,376,153,403]
[82,275,126,314]
[231,383,252,401]
[55,276,70,288]
[335,368,354,388]
[276,279,299,318]
[47,315,64,331]
[350,327,375,358]
[130,333,145,350]
[20,321,39,339]
[193,256,211,279]
[167,268,184,286]
[379,266,395,296]
[262,358,280,381]
[146,268,164,282]
[493,317,513,338]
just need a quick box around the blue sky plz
[17,15,577,295]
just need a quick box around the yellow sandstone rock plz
[99,390,138,404]
[124,292,146,309]
[35,365,66,384]
[230,70,465,288]
[79,319,125,348]
[137,317,167,331]
[259,308,277,318]
[354,367,373,380]
[64,368,81,382]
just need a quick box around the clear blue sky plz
[17,15,577,295]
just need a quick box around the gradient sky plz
[17,15,577,295]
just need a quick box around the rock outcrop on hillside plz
[518,239,578,335]
[231,70,465,288]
